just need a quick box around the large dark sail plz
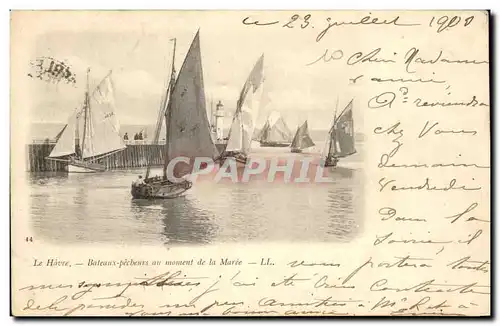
[131,31,214,199]
[291,120,315,150]
[165,31,219,179]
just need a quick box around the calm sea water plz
[29,141,364,245]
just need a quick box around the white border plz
[3,1,497,325]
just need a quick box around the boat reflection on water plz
[323,165,355,179]
[29,171,93,243]
[29,156,362,245]
[130,195,219,245]
[129,164,361,244]
[326,186,359,242]
[324,165,362,242]
[29,171,70,184]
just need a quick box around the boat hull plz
[216,152,248,168]
[217,158,247,168]
[67,160,106,173]
[323,156,339,168]
[131,179,192,199]
[260,141,291,148]
[291,148,302,153]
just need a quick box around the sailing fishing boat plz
[218,54,265,165]
[290,120,315,153]
[258,111,294,147]
[46,69,125,173]
[131,30,219,199]
[323,99,356,167]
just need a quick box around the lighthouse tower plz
[215,100,224,141]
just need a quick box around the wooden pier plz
[26,140,227,172]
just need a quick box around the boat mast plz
[74,110,80,158]
[145,58,170,179]
[327,96,339,159]
[210,96,214,131]
[351,100,354,143]
[163,38,177,180]
[80,68,91,160]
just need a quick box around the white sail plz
[225,112,244,152]
[48,106,83,158]
[48,71,124,164]
[225,54,265,154]
[242,81,263,149]
[81,77,126,159]
[259,113,293,143]
[92,73,120,133]
[266,110,282,127]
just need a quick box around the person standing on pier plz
[123,132,129,140]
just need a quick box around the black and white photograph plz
[25,13,364,245]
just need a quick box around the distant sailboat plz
[324,99,356,167]
[258,111,293,147]
[290,120,315,153]
[219,54,265,164]
[131,30,218,199]
[46,69,125,173]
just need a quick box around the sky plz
[23,10,472,131]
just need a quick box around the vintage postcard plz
[10,10,490,316]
